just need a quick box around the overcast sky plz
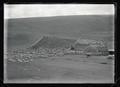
[4,4,114,19]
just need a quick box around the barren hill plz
[7,15,114,49]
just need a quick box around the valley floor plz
[4,55,114,83]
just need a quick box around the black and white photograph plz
[4,4,115,83]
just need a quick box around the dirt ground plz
[4,55,114,83]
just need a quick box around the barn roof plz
[76,39,104,45]
[30,36,76,49]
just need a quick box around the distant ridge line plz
[6,15,113,20]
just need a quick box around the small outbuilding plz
[72,39,109,56]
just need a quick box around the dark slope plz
[7,15,114,34]
[7,15,114,49]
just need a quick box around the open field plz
[5,54,114,83]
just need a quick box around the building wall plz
[84,45,109,56]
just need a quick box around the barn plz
[28,36,109,56]
[84,44,109,56]
[29,36,76,53]
[72,39,109,56]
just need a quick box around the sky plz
[4,4,115,19]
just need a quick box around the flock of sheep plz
[6,46,113,63]
[6,48,68,63]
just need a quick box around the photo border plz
[1,0,119,87]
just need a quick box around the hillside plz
[6,15,114,49]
